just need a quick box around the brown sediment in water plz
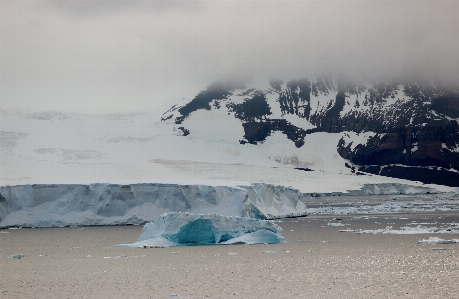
[1,213,458,299]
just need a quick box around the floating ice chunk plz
[327,222,345,227]
[357,225,459,235]
[418,237,459,244]
[116,212,284,247]
[219,230,283,245]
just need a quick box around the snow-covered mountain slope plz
[162,78,459,187]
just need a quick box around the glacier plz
[116,212,285,247]
[0,183,307,228]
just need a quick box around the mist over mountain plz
[2,1,459,113]
[162,77,459,187]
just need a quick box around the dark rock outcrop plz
[338,120,459,173]
[173,81,245,124]
[239,120,318,147]
[359,165,459,187]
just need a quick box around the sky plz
[1,0,458,114]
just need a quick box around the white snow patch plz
[281,114,316,131]
[442,143,459,153]
[181,107,244,144]
[341,131,376,152]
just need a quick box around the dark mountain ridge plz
[162,78,459,187]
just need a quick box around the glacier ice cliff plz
[241,183,307,219]
[116,212,285,247]
[0,182,441,228]
[0,184,246,228]
[0,183,307,228]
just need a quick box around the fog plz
[1,0,458,114]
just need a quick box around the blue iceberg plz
[117,212,285,247]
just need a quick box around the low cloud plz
[1,0,458,113]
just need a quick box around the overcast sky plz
[1,0,458,114]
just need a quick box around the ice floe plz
[327,222,346,227]
[417,237,459,244]
[9,254,25,259]
[347,224,459,235]
[306,195,459,215]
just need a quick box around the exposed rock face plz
[162,78,459,186]
[240,120,318,148]
[338,120,459,168]
[358,165,459,187]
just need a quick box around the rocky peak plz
[162,78,459,186]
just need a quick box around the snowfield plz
[1,109,456,194]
